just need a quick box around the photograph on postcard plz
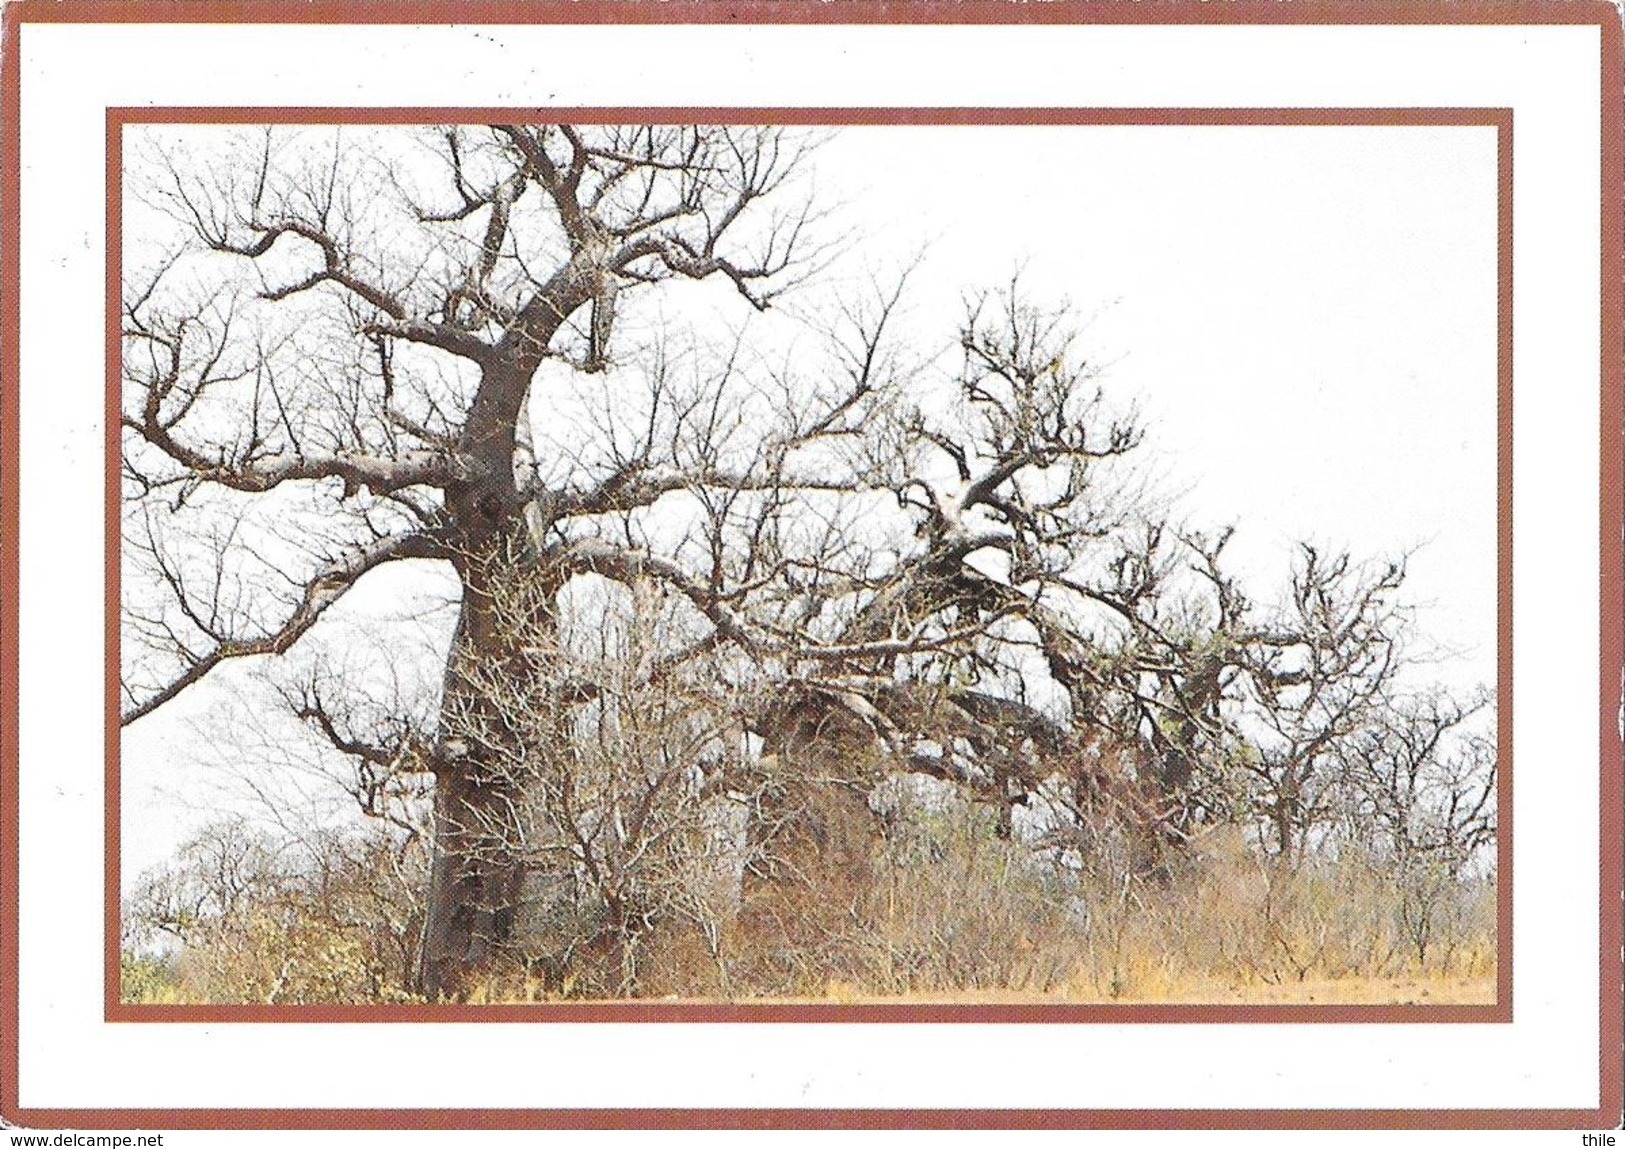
[115,117,1502,1009]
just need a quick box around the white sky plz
[121,123,1500,888]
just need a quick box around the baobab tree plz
[122,124,859,996]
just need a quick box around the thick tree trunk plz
[414,470,549,999]
[735,692,891,987]
[418,768,526,999]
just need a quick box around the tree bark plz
[415,365,553,999]
[416,532,555,1000]
[418,766,526,999]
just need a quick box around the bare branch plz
[122,530,447,727]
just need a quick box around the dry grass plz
[439,824,1499,1007]
[123,819,1497,1007]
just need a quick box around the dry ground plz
[796,974,1497,1006]
[486,973,1497,1007]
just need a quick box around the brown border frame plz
[2,0,1620,1131]
[101,104,1518,1032]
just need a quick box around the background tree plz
[122,816,428,1003]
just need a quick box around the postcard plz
[2,1,1620,1134]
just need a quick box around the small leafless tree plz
[123,816,429,1002]
[1334,690,1497,963]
